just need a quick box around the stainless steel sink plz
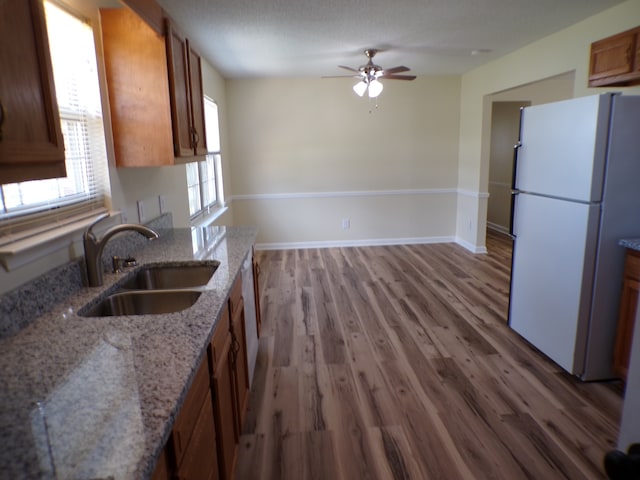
[120,262,219,290]
[80,290,202,317]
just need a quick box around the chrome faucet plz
[83,216,159,287]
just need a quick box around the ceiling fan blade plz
[381,74,417,80]
[383,66,410,74]
[322,75,361,79]
[338,65,360,73]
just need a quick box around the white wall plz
[457,0,640,250]
[226,76,461,247]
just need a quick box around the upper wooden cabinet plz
[0,0,66,184]
[121,0,165,35]
[166,22,208,157]
[100,7,207,167]
[100,7,174,167]
[589,26,640,87]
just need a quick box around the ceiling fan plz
[327,49,416,98]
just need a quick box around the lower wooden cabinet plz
[150,448,170,480]
[210,303,238,480]
[152,274,252,480]
[162,357,218,480]
[613,249,640,381]
[231,297,250,437]
[176,390,219,480]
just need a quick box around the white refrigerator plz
[508,93,640,381]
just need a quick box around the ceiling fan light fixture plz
[368,79,383,98]
[353,80,367,97]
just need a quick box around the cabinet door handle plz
[0,100,5,141]
[230,332,240,365]
[190,127,199,150]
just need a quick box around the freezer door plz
[509,193,600,375]
[516,94,612,202]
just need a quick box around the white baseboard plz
[455,236,488,254]
[486,222,510,235]
[256,235,485,254]
[256,235,455,251]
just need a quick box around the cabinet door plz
[175,390,220,480]
[590,31,636,80]
[613,277,640,380]
[166,22,195,157]
[151,447,171,480]
[187,42,207,156]
[172,357,211,467]
[0,0,65,183]
[613,250,640,381]
[231,299,250,436]
[211,331,237,480]
[100,7,174,167]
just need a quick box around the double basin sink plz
[79,262,219,317]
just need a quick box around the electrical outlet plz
[342,218,350,230]
[159,195,167,214]
[137,200,145,222]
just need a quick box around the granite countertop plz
[620,238,640,252]
[0,225,258,479]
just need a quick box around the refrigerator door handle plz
[509,140,523,238]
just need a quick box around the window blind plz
[0,1,109,246]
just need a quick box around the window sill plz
[191,204,229,229]
[0,209,117,272]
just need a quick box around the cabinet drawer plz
[625,249,640,281]
[176,390,219,480]
[172,357,211,467]
[229,275,242,315]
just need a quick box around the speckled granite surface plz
[0,213,174,339]
[620,238,640,252]
[0,224,257,479]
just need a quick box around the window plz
[0,1,108,245]
[187,97,224,221]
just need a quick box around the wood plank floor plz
[237,231,623,479]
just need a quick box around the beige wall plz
[458,0,640,249]
[226,76,461,246]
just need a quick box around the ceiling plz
[155,0,625,79]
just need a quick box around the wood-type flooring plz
[236,231,623,479]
